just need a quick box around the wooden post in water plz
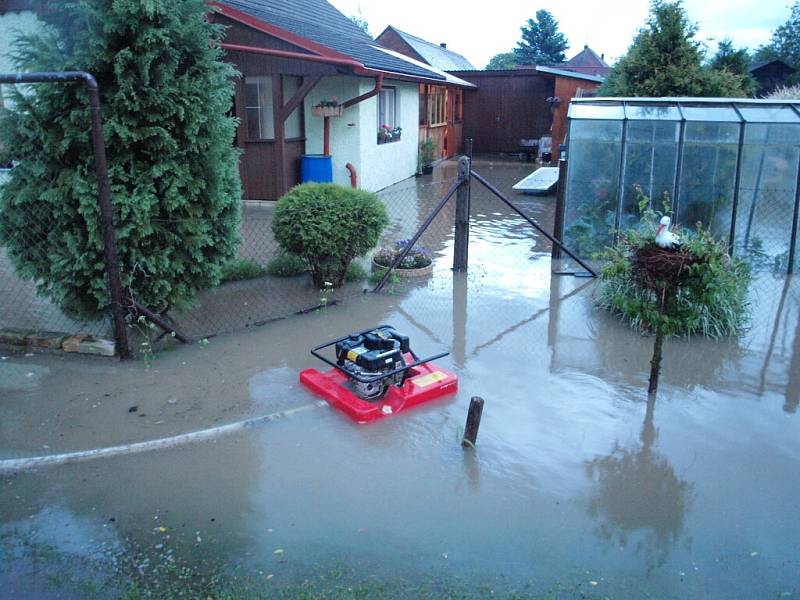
[453,155,471,271]
[462,396,484,448]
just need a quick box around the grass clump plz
[266,253,308,277]
[345,261,368,282]
[596,188,750,398]
[221,258,266,283]
[596,190,750,339]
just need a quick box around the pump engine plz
[334,326,411,400]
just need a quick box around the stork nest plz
[630,244,701,292]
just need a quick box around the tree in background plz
[599,0,751,97]
[514,9,569,65]
[349,5,371,37]
[755,1,800,84]
[485,51,517,70]
[710,38,757,95]
[0,0,241,319]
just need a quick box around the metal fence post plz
[85,76,131,359]
[552,158,568,260]
[0,71,131,358]
[453,155,471,271]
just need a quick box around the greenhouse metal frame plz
[560,97,800,274]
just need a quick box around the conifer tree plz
[0,0,241,318]
[599,0,749,97]
[755,1,800,84]
[514,10,569,65]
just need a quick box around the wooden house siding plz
[455,71,554,154]
[552,76,599,160]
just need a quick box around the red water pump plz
[299,325,458,423]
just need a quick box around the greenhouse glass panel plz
[737,105,800,124]
[620,121,680,230]
[624,104,682,121]
[680,105,740,122]
[568,103,625,120]
[564,119,623,257]
[677,122,740,238]
[734,123,800,271]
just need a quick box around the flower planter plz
[312,105,343,118]
[372,258,433,278]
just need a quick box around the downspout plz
[345,163,358,188]
[328,74,384,157]
[341,73,384,109]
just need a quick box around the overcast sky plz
[329,0,790,69]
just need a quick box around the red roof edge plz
[208,1,358,64]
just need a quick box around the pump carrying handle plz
[309,325,449,384]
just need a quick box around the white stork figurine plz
[655,216,680,250]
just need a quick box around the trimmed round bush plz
[272,184,388,287]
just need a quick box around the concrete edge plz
[0,328,117,357]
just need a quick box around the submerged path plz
[0,401,326,475]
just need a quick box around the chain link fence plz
[1,155,583,355]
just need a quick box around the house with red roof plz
[0,0,475,199]
[375,26,477,161]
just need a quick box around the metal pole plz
[672,105,686,219]
[728,106,746,254]
[788,153,800,274]
[552,158,568,260]
[613,117,629,235]
[453,156,470,271]
[470,169,597,277]
[0,71,131,358]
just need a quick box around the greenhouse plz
[560,98,800,273]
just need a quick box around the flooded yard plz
[1,159,798,599]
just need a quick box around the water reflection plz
[785,314,800,414]
[585,395,692,572]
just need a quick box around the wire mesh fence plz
[0,155,582,354]
[0,219,114,343]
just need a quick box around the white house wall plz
[303,76,419,193]
[358,79,418,192]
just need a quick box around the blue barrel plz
[300,154,333,183]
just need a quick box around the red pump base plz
[299,354,458,423]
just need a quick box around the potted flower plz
[418,138,438,174]
[312,98,342,117]
[377,124,402,144]
[372,239,433,278]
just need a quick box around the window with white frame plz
[377,86,401,144]
[245,76,275,140]
[244,76,304,141]
[427,86,446,126]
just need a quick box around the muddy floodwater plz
[1,160,799,599]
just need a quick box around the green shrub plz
[266,253,308,277]
[272,184,388,287]
[0,0,241,318]
[596,188,750,398]
[345,261,368,281]
[220,258,265,283]
[596,191,750,339]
